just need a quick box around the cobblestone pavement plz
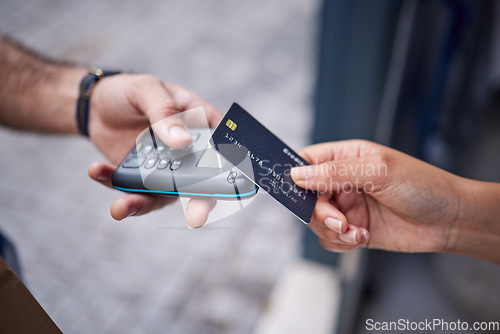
[0,1,319,333]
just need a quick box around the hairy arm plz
[0,35,222,225]
[0,35,86,134]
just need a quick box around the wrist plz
[57,67,88,135]
[447,178,500,263]
[32,65,88,135]
[76,68,122,137]
[0,62,87,134]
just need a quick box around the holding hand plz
[86,74,222,223]
[291,140,500,263]
[0,37,221,226]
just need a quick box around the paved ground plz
[0,1,320,333]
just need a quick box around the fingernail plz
[97,175,108,182]
[186,221,204,230]
[360,230,368,243]
[169,125,190,139]
[324,217,343,233]
[339,231,357,244]
[291,166,314,182]
[127,206,138,217]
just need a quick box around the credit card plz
[209,103,317,224]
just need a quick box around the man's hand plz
[0,37,220,227]
[86,74,223,223]
[291,140,500,263]
[88,74,222,163]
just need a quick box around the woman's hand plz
[291,140,466,254]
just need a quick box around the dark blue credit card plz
[209,103,317,224]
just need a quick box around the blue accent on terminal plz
[113,186,257,198]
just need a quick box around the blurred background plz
[1,0,500,333]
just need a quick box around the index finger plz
[164,83,223,128]
[128,76,222,149]
[298,140,382,164]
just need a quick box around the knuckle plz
[321,228,341,242]
[318,238,342,253]
[321,161,338,178]
[135,74,161,85]
[155,99,177,115]
[371,150,391,180]
[376,150,390,165]
[128,74,162,95]
[318,237,358,253]
[351,139,371,146]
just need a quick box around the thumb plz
[150,112,193,149]
[185,198,217,229]
[126,75,193,149]
[291,155,387,193]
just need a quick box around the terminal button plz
[142,144,153,155]
[144,157,158,169]
[170,160,183,170]
[122,156,146,168]
[157,159,170,170]
[227,171,237,184]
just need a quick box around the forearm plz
[0,36,86,134]
[449,179,500,263]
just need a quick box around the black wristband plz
[76,68,121,137]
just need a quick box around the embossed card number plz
[210,103,317,224]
